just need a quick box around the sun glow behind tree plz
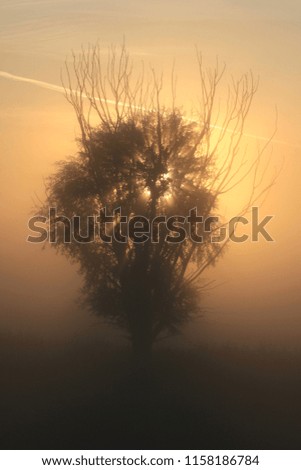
[40,43,276,369]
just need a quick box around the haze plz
[0,0,300,351]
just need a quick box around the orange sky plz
[0,0,300,348]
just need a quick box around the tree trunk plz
[131,330,153,384]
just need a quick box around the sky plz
[0,0,300,349]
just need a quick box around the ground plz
[1,332,300,449]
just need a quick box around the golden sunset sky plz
[0,0,300,348]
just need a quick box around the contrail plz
[0,70,298,149]
[0,71,66,95]
[0,70,118,105]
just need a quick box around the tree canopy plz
[41,43,275,362]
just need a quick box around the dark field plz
[1,331,300,450]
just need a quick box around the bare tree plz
[42,43,276,368]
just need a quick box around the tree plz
[41,43,275,368]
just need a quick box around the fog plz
[1,0,300,349]
[0,0,300,449]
